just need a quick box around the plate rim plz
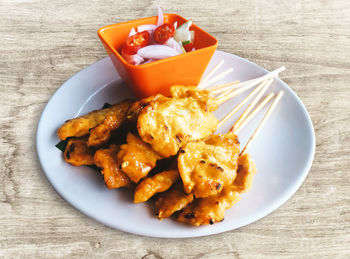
[36,50,316,238]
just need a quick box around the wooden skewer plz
[215,66,284,105]
[216,80,269,129]
[240,91,284,155]
[209,81,240,95]
[208,78,253,92]
[198,60,225,86]
[231,78,274,132]
[198,68,234,89]
[210,66,285,98]
[234,92,275,134]
[216,79,264,106]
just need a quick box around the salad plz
[121,7,195,65]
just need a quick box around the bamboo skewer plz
[215,80,263,106]
[231,78,274,132]
[198,68,234,89]
[216,80,269,129]
[208,66,285,97]
[234,92,275,134]
[198,60,225,86]
[208,79,253,92]
[240,91,284,155]
[209,81,241,95]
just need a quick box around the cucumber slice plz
[174,21,192,42]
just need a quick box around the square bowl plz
[98,14,218,98]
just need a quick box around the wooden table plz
[1,0,349,258]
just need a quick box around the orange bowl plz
[98,14,218,98]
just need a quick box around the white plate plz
[36,51,315,238]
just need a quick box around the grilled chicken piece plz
[63,137,95,166]
[169,85,218,111]
[234,153,257,192]
[177,132,240,198]
[134,170,179,203]
[137,95,218,157]
[94,144,132,189]
[57,100,133,141]
[118,132,162,183]
[126,94,163,122]
[155,183,194,220]
[177,153,256,226]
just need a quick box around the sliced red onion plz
[157,6,164,27]
[137,45,180,59]
[128,27,136,37]
[122,52,144,65]
[142,59,157,64]
[164,37,183,54]
[137,24,157,33]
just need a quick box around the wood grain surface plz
[1,0,349,258]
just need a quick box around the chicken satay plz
[126,85,216,122]
[134,170,179,203]
[87,115,120,147]
[177,132,240,198]
[177,153,256,226]
[57,100,133,140]
[155,183,194,220]
[94,144,133,189]
[118,132,162,183]
[63,137,95,166]
[137,95,219,157]
[177,185,241,226]
[126,94,163,122]
[169,85,218,111]
[234,153,257,193]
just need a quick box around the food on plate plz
[121,7,195,65]
[56,63,285,226]
[57,100,132,141]
[126,94,163,122]
[63,137,95,166]
[234,153,257,192]
[177,153,256,226]
[117,132,162,183]
[137,94,218,157]
[134,169,179,203]
[177,184,241,226]
[94,144,133,189]
[177,132,240,198]
[155,183,194,220]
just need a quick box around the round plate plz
[36,51,315,238]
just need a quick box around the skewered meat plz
[134,170,179,203]
[177,132,240,198]
[126,94,163,122]
[87,115,119,147]
[63,137,95,166]
[118,132,162,183]
[177,153,256,226]
[137,95,219,157]
[94,144,132,189]
[177,185,241,226]
[234,153,257,193]
[126,85,215,122]
[57,100,132,140]
[169,85,218,111]
[155,183,194,220]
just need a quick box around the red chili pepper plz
[154,23,175,44]
[122,31,150,55]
